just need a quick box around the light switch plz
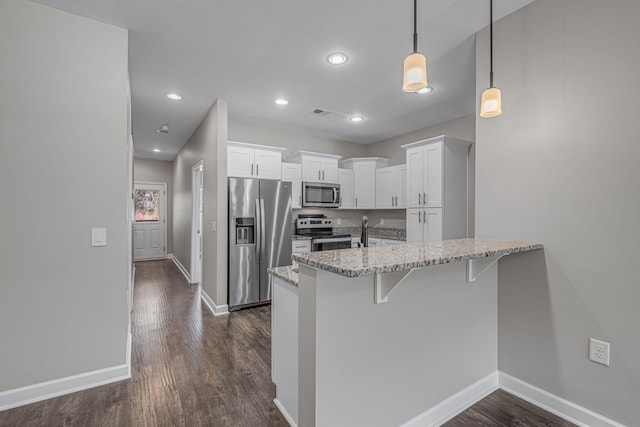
[92,228,107,247]
[212,221,217,232]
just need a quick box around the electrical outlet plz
[336,218,341,225]
[380,218,385,225]
[212,221,217,232]
[589,338,610,366]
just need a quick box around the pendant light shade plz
[480,0,502,117]
[480,87,502,117]
[402,0,427,93]
[403,52,427,92]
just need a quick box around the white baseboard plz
[401,372,499,426]
[201,289,229,316]
[0,364,130,411]
[498,372,626,427]
[168,254,191,283]
[274,398,298,427]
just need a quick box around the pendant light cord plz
[489,0,494,88]
[413,0,418,53]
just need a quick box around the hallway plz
[0,259,288,426]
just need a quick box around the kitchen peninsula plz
[270,239,543,427]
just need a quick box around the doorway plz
[190,161,204,284]
[133,182,167,260]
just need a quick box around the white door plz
[282,163,302,208]
[338,169,354,208]
[406,147,424,208]
[395,165,407,208]
[320,158,339,183]
[425,142,443,208]
[254,149,282,180]
[227,145,255,178]
[424,208,443,242]
[375,167,395,208]
[133,182,166,260]
[354,162,376,209]
[190,164,204,284]
[302,157,323,182]
[406,209,423,244]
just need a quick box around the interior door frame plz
[133,181,168,260]
[190,160,204,285]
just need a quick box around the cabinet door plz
[321,158,339,183]
[425,142,443,208]
[338,169,354,209]
[227,146,255,178]
[394,165,407,208]
[354,162,376,209]
[254,149,282,180]
[302,157,322,182]
[424,208,442,242]
[375,167,395,209]
[282,163,302,209]
[406,209,424,244]
[292,240,311,253]
[406,147,424,208]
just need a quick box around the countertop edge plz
[268,266,299,287]
[292,240,543,278]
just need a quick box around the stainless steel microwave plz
[302,182,341,208]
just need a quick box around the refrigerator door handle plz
[255,199,261,255]
[260,199,266,257]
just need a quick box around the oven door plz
[312,236,352,251]
[302,182,340,208]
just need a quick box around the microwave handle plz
[332,187,338,204]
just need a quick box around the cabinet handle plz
[318,170,321,180]
[423,211,428,223]
[256,164,259,176]
[423,192,427,204]
[322,170,325,181]
[394,196,398,206]
[418,193,422,205]
[251,163,254,176]
[356,197,358,208]
[418,211,422,223]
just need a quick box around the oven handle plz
[313,237,352,244]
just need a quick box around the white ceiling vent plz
[311,109,332,117]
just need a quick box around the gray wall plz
[173,100,228,304]
[0,0,130,391]
[134,159,174,254]
[475,1,640,425]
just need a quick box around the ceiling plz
[32,0,535,161]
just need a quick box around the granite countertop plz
[291,238,543,278]
[268,265,299,286]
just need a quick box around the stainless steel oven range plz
[295,214,352,251]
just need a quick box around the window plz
[135,189,160,222]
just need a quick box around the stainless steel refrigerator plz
[228,178,292,311]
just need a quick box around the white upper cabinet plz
[338,168,354,209]
[227,141,286,180]
[281,162,302,209]
[402,135,472,243]
[375,164,406,209]
[341,158,389,210]
[290,151,341,184]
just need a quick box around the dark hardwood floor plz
[0,259,575,427]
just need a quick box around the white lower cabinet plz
[407,208,442,243]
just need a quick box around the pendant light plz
[402,0,427,92]
[480,0,502,117]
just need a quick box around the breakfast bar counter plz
[270,238,543,427]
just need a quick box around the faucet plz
[360,216,369,248]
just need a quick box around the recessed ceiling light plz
[275,98,289,105]
[156,124,169,133]
[153,148,161,153]
[326,52,349,65]
[416,86,433,95]
[349,115,364,123]
[167,93,182,100]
